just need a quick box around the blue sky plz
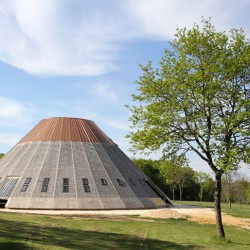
[0,0,250,176]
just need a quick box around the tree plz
[176,166,193,203]
[132,158,168,192]
[127,19,250,238]
[247,183,250,204]
[194,171,212,205]
[159,159,179,202]
[132,158,160,181]
[222,171,236,209]
[233,174,248,206]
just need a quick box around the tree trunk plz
[214,171,225,238]
[200,188,203,206]
[172,189,175,203]
[179,187,182,204]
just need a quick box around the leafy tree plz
[194,171,212,205]
[0,153,4,159]
[127,19,250,238]
[159,155,192,203]
[132,158,160,181]
[176,166,193,203]
[221,171,236,209]
[132,158,168,192]
[247,183,250,204]
[233,174,248,206]
[159,159,178,202]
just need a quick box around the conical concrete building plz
[0,117,171,209]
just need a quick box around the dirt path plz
[170,205,250,230]
[1,205,249,230]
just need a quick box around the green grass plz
[0,212,250,249]
[175,201,250,218]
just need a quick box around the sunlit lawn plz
[0,212,250,249]
[175,201,250,218]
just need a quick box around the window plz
[63,185,69,192]
[63,178,69,186]
[41,185,48,192]
[84,185,90,192]
[129,178,136,186]
[21,177,32,192]
[63,178,69,193]
[24,177,31,185]
[82,178,90,192]
[100,179,107,185]
[117,179,126,187]
[82,178,88,186]
[21,184,28,192]
[41,178,50,192]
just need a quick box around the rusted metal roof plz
[18,117,115,144]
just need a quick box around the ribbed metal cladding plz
[0,178,19,198]
[18,117,115,145]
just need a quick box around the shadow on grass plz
[0,218,200,250]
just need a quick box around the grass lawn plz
[0,212,250,249]
[175,201,250,218]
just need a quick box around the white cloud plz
[89,82,118,103]
[0,0,249,76]
[125,0,250,39]
[0,97,37,128]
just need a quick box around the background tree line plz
[133,158,250,205]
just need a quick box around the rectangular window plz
[43,178,50,185]
[24,177,32,185]
[63,185,69,193]
[63,178,69,192]
[41,185,48,192]
[21,177,32,192]
[41,178,50,192]
[101,179,107,185]
[129,178,136,186]
[21,184,28,192]
[82,178,88,186]
[83,185,90,192]
[63,178,69,185]
[117,179,126,187]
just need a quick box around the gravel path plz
[1,205,249,229]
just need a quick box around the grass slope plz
[0,212,250,249]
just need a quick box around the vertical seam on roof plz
[28,141,51,204]
[71,141,78,200]
[53,141,61,199]
[103,144,144,207]
[92,143,125,209]
[20,142,41,177]
[80,142,103,208]
[6,143,32,179]
[0,145,22,177]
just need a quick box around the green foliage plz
[222,171,249,205]
[0,153,4,159]
[247,183,250,204]
[194,171,213,203]
[127,19,250,237]
[133,157,214,202]
[159,155,193,202]
[132,158,160,180]
[127,19,250,174]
